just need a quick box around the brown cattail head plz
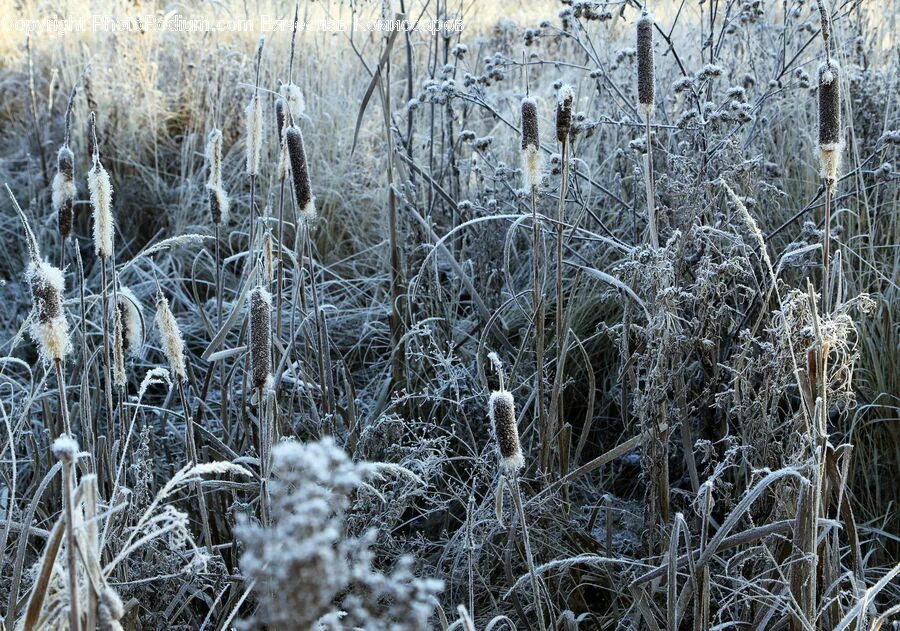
[115,287,144,357]
[249,287,273,393]
[817,59,842,182]
[26,260,71,364]
[285,126,316,223]
[208,184,230,225]
[88,160,114,258]
[637,12,655,113]
[556,85,574,144]
[489,390,524,476]
[154,292,187,384]
[112,302,126,389]
[53,146,75,240]
[275,97,289,139]
[520,98,542,190]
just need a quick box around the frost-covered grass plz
[0,0,898,628]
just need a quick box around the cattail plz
[52,146,75,240]
[249,287,273,393]
[285,126,316,222]
[637,12,655,113]
[556,85,574,143]
[489,390,524,476]
[816,0,831,47]
[99,586,125,631]
[208,184,231,226]
[262,230,275,284]
[51,434,79,462]
[88,159,114,258]
[520,98,541,190]
[279,83,305,122]
[112,303,126,388]
[26,260,71,364]
[245,94,264,177]
[275,97,289,139]
[817,60,842,182]
[206,128,224,188]
[112,287,144,387]
[155,292,187,384]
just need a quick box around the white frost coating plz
[206,128,224,187]
[52,171,75,214]
[521,145,542,191]
[26,260,71,364]
[117,286,144,356]
[245,94,264,176]
[52,434,79,462]
[88,161,114,258]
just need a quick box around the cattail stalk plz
[52,145,75,268]
[246,39,265,267]
[206,128,229,330]
[275,98,289,341]
[486,356,545,631]
[817,59,841,312]
[155,292,212,546]
[637,12,658,248]
[520,97,548,473]
[52,435,81,631]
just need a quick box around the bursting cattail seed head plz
[285,126,316,223]
[520,98,541,190]
[51,434,79,463]
[88,161,114,258]
[817,59,842,182]
[489,390,524,476]
[113,303,126,388]
[205,128,224,188]
[155,293,187,384]
[245,94,264,176]
[249,287,273,393]
[279,83,305,122]
[53,146,75,240]
[275,97,289,139]
[115,287,144,357]
[556,85,574,144]
[208,184,230,225]
[26,260,71,364]
[637,12,655,114]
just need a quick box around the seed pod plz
[53,146,75,240]
[26,260,71,364]
[249,287,272,393]
[51,434,79,462]
[274,97,289,140]
[556,85,574,143]
[115,287,144,357]
[208,184,230,225]
[88,160,114,259]
[155,293,187,384]
[489,390,524,476]
[112,303,126,389]
[285,126,316,222]
[262,230,274,284]
[637,12,655,112]
[279,83,305,121]
[520,98,541,190]
[817,60,841,181]
[245,94,263,177]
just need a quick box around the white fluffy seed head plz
[489,390,524,476]
[206,128,224,188]
[26,260,71,364]
[155,293,187,384]
[279,83,305,122]
[116,287,144,357]
[51,434,79,462]
[245,94,264,176]
[208,184,231,225]
[88,161,114,258]
[521,145,542,191]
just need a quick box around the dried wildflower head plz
[99,586,125,631]
[26,260,71,364]
[245,94,264,177]
[285,126,316,223]
[520,98,541,190]
[53,146,75,240]
[817,59,842,182]
[279,83,305,122]
[249,287,273,393]
[556,85,574,143]
[637,12,655,113]
[115,287,144,358]
[113,303,126,389]
[275,96,289,139]
[816,0,831,46]
[88,159,114,259]
[489,390,524,476]
[155,292,187,384]
[51,434,79,463]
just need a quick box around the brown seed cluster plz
[637,13,655,111]
[285,126,315,218]
[55,146,75,239]
[556,86,574,143]
[249,287,272,392]
[818,60,841,148]
[489,390,524,476]
[520,98,539,151]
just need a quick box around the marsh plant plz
[0,0,897,629]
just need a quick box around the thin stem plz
[822,181,833,313]
[54,360,71,436]
[644,115,658,248]
[176,381,212,547]
[510,477,546,631]
[100,257,114,439]
[61,456,81,631]
[532,186,547,474]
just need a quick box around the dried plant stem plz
[54,360,71,436]
[509,477,546,631]
[176,382,212,547]
[276,179,287,341]
[644,118,658,248]
[531,187,548,474]
[386,52,405,389]
[60,451,80,631]
[555,140,569,358]
[306,228,332,420]
[100,257,114,438]
[822,181,833,313]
